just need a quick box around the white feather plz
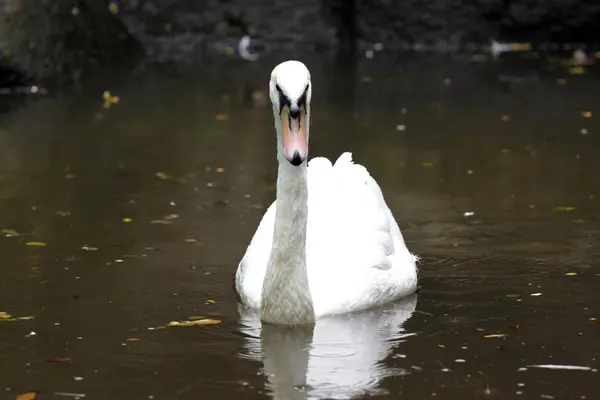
[236,150,418,317]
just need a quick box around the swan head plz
[269,60,312,166]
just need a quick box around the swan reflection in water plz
[238,295,418,399]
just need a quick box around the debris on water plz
[0,312,12,319]
[530,292,542,296]
[464,211,475,217]
[154,318,222,329]
[156,172,171,180]
[526,364,593,371]
[122,218,132,223]
[16,393,37,400]
[581,111,592,118]
[396,125,406,131]
[455,359,466,363]
[365,50,374,59]
[467,169,474,175]
[108,2,118,14]
[26,242,47,247]
[504,294,521,298]
[184,238,198,243]
[556,78,567,85]
[581,128,589,135]
[568,66,585,75]
[73,376,84,381]
[47,357,72,363]
[373,43,384,51]
[484,333,506,338]
[1,228,19,237]
[150,220,173,225]
[216,167,225,173]
[25,331,36,337]
[103,91,120,108]
[215,113,228,121]
[53,392,86,398]
[501,115,511,122]
[126,338,140,341]
[438,344,446,348]
[206,299,216,304]
[55,211,71,216]
[565,272,578,276]
[553,206,576,212]
[421,162,434,168]
[81,246,99,251]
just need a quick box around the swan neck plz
[260,121,314,325]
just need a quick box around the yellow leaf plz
[207,299,216,304]
[26,242,47,247]
[568,66,585,75]
[176,319,221,326]
[0,313,13,319]
[16,393,36,400]
[184,238,198,243]
[484,333,506,338]
[150,220,174,225]
[108,2,118,14]
[437,344,446,348]
[122,218,132,223]
[155,171,171,180]
[216,167,225,173]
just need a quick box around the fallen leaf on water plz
[206,299,216,304]
[26,241,47,247]
[150,220,174,225]
[437,344,446,348]
[501,115,511,122]
[0,312,12,319]
[568,66,585,75]
[47,357,72,363]
[55,211,71,216]
[476,328,484,332]
[81,246,99,251]
[589,317,598,323]
[565,272,578,276]
[184,238,198,243]
[504,294,521,298]
[156,171,171,180]
[216,167,225,173]
[484,333,506,338]
[553,206,576,212]
[176,319,221,327]
[163,214,179,220]
[125,338,140,341]
[582,111,593,118]
[573,219,586,223]
[103,91,120,108]
[65,174,76,179]
[16,392,36,400]
[108,2,118,14]
[2,228,19,236]
[215,113,228,121]
[122,218,132,223]
[17,316,34,320]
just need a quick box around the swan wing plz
[306,152,418,316]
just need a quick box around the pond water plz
[0,52,599,399]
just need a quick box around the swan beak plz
[281,105,307,166]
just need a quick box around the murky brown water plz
[1,53,599,399]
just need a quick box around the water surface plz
[1,53,599,399]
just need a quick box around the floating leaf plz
[163,214,179,220]
[215,113,228,121]
[184,238,198,243]
[437,344,446,348]
[553,206,576,212]
[501,115,511,122]
[26,241,47,247]
[504,294,521,298]
[81,246,99,251]
[108,2,118,14]
[216,167,225,173]
[568,66,585,75]
[156,172,171,180]
[0,312,12,319]
[484,333,506,338]
[581,111,593,118]
[206,299,216,304]
[2,228,19,236]
[565,272,578,276]
[16,392,37,400]
[150,220,173,225]
[17,316,34,320]
[47,357,72,363]
[122,218,132,223]
[125,338,140,341]
[55,211,71,216]
[176,319,221,327]
[103,91,120,108]
[65,174,76,179]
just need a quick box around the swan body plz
[235,60,418,325]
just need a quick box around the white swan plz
[235,60,418,325]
